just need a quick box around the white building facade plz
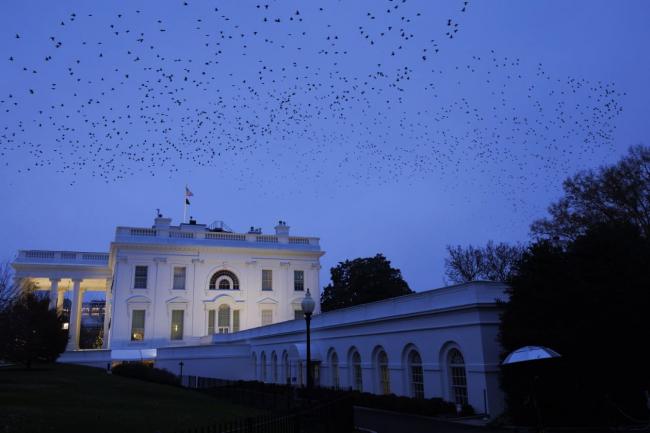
[12,216,507,416]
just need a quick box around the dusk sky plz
[1,0,649,292]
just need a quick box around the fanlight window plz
[209,270,240,290]
[448,348,468,405]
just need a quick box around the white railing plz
[205,232,246,241]
[18,250,109,264]
[256,235,278,243]
[115,226,319,248]
[130,228,157,237]
[169,231,194,239]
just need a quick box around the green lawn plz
[0,363,265,433]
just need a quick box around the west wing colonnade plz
[12,250,112,350]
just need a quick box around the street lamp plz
[301,288,316,390]
[178,361,184,383]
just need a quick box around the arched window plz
[218,304,230,333]
[448,348,468,405]
[218,279,230,290]
[330,351,340,389]
[252,353,257,380]
[282,351,290,385]
[377,350,390,395]
[408,350,424,399]
[209,270,240,290]
[272,352,278,383]
[260,352,267,382]
[351,350,362,391]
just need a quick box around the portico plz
[12,250,112,350]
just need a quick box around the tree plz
[0,261,19,310]
[444,241,524,284]
[320,254,413,312]
[0,291,68,368]
[531,145,650,241]
[499,222,650,426]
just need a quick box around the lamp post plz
[301,289,316,390]
[179,361,184,383]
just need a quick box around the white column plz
[102,278,112,349]
[49,278,60,310]
[67,279,83,351]
[56,289,65,314]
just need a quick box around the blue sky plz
[1,0,649,291]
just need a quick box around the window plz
[351,350,362,391]
[131,310,145,341]
[260,352,267,381]
[298,361,304,386]
[252,353,257,380]
[330,351,340,389]
[218,279,230,290]
[294,270,304,291]
[449,349,468,405]
[262,269,273,291]
[294,309,303,320]
[207,310,215,335]
[171,310,184,340]
[218,304,230,333]
[261,309,273,326]
[282,351,289,385]
[272,352,278,383]
[209,270,239,290]
[377,350,390,395]
[409,350,425,399]
[233,310,240,332]
[173,267,186,290]
[134,266,148,289]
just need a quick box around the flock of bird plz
[0,0,624,215]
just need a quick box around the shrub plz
[112,362,179,386]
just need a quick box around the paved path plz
[354,407,511,433]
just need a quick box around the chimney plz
[274,220,290,236]
[154,216,171,229]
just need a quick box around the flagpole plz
[183,186,187,223]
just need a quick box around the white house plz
[11,215,507,416]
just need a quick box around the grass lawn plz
[0,363,265,433]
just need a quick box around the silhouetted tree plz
[320,254,413,312]
[531,145,650,241]
[499,222,650,426]
[0,291,68,368]
[444,241,524,284]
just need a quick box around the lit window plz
[351,350,362,391]
[377,350,390,395]
[294,309,303,320]
[449,349,468,405]
[233,310,240,332]
[171,310,184,340]
[173,267,186,290]
[134,266,148,289]
[261,309,273,326]
[294,270,304,291]
[218,304,230,333]
[218,279,230,290]
[131,310,145,341]
[409,350,425,399]
[207,310,215,335]
[262,269,273,291]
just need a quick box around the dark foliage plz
[320,254,413,312]
[532,145,650,241]
[208,379,466,417]
[0,291,68,368]
[444,241,524,284]
[499,222,650,426]
[112,362,180,386]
